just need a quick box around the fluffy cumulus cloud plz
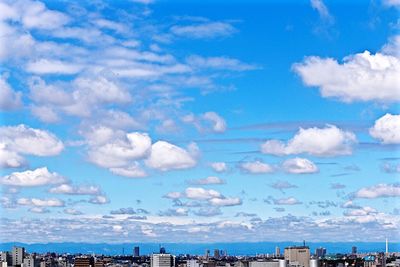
[145,141,198,171]
[239,160,274,174]
[0,124,64,168]
[354,183,400,199]
[369,113,400,144]
[293,41,400,103]
[282,158,319,174]
[1,167,65,187]
[273,197,302,205]
[185,187,221,200]
[209,197,242,207]
[89,195,109,205]
[261,125,356,157]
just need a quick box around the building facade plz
[284,247,310,267]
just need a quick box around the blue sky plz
[0,0,399,243]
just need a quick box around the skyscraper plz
[134,247,140,257]
[275,247,281,257]
[214,249,220,259]
[284,246,310,267]
[351,246,357,255]
[12,247,25,266]
[315,248,326,258]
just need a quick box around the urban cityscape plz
[1,242,399,267]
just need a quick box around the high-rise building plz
[12,247,25,266]
[214,250,220,259]
[315,248,326,258]
[187,260,200,267]
[151,254,175,267]
[275,247,281,257]
[284,246,310,267]
[134,247,140,257]
[351,246,357,255]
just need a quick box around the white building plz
[249,261,280,267]
[187,260,201,267]
[23,257,39,267]
[12,247,25,266]
[151,254,175,267]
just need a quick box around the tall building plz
[151,254,175,267]
[275,247,281,257]
[284,246,310,267]
[134,247,140,257]
[315,248,326,258]
[214,249,220,259]
[351,246,357,255]
[12,247,25,266]
[187,260,200,267]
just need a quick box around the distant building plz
[151,254,175,267]
[249,261,280,267]
[23,257,39,267]
[1,252,11,265]
[214,250,220,259]
[284,246,310,267]
[315,248,326,258]
[134,247,140,257]
[187,260,200,267]
[275,247,281,257]
[74,258,91,267]
[12,247,25,266]
[352,247,357,255]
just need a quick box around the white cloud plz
[293,50,400,103]
[0,75,22,110]
[383,0,400,8]
[30,105,60,123]
[89,195,109,205]
[369,113,400,144]
[0,124,64,161]
[183,111,227,133]
[164,191,182,199]
[17,197,65,207]
[170,22,236,39]
[273,197,302,205]
[210,162,228,173]
[145,141,197,171]
[64,208,83,215]
[28,207,50,214]
[202,112,227,133]
[187,176,225,185]
[209,197,242,207]
[310,0,334,23]
[343,206,377,217]
[87,131,152,168]
[109,162,148,178]
[186,55,257,71]
[0,143,26,168]
[239,160,274,174]
[261,125,356,157]
[354,183,400,199]
[26,59,83,75]
[1,167,65,187]
[49,184,101,195]
[185,187,221,200]
[282,158,319,174]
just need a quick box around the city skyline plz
[0,0,400,242]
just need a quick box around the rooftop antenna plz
[303,240,306,246]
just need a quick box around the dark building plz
[134,247,140,257]
[352,246,357,255]
[315,248,326,258]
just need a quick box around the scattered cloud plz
[210,162,228,172]
[0,74,22,110]
[369,113,400,144]
[354,183,400,199]
[187,176,225,185]
[261,125,356,157]
[282,157,319,174]
[49,184,101,195]
[170,21,236,39]
[17,197,65,207]
[1,167,65,187]
[239,160,274,174]
[273,197,302,205]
